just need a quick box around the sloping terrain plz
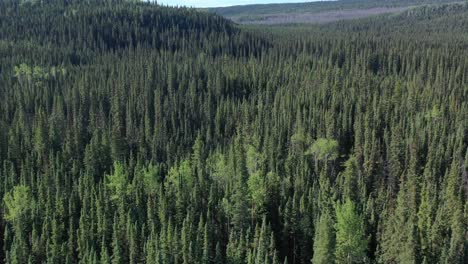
[234,6,409,24]
[210,0,461,24]
[0,1,467,264]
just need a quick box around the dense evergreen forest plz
[0,0,467,263]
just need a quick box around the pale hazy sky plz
[157,1,318,8]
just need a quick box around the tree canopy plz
[0,0,466,263]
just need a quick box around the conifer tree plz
[312,211,335,264]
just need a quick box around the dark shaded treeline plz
[0,1,466,263]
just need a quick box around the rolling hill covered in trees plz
[0,0,467,263]
[209,0,463,24]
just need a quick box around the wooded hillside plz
[0,1,466,263]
